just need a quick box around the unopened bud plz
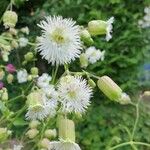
[9,28,17,35]
[39,138,50,149]
[29,120,40,129]
[27,75,33,81]
[97,76,122,101]
[11,40,19,49]
[20,27,29,35]
[44,129,57,139]
[31,67,39,76]
[26,129,39,139]
[79,53,88,68]
[0,69,5,80]
[80,29,94,45]
[7,74,14,84]
[88,79,96,88]
[24,52,34,62]
[59,118,75,142]
[0,128,11,142]
[3,11,18,28]
[88,20,107,36]
[1,88,8,101]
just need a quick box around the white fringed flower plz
[37,73,52,88]
[85,46,105,64]
[13,144,23,150]
[106,17,114,41]
[49,140,81,150]
[37,16,82,65]
[17,69,28,83]
[58,75,92,113]
[26,93,57,120]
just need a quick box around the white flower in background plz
[49,140,81,150]
[58,75,92,113]
[37,16,82,65]
[13,144,23,150]
[85,46,105,64]
[19,37,28,47]
[138,6,150,28]
[17,69,28,83]
[106,17,114,41]
[37,73,52,88]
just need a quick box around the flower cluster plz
[138,6,150,28]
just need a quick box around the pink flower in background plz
[6,64,16,73]
[0,81,4,89]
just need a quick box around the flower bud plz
[29,120,40,129]
[1,88,8,101]
[88,79,96,88]
[88,20,107,36]
[2,51,9,62]
[118,93,131,105]
[20,27,29,35]
[58,118,75,142]
[0,69,5,80]
[31,67,39,76]
[7,74,14,84]
[27,75,33,81]
[80,29,94,45]
[79,53,88,68]
[24,52,34,62]
[11,40,19,49]
[0,128,11,142]
[9,28,17,35]
[26,129,39,139]
[39,138,50,149]
[27,91,43,111]
[44,129,57,139]
[97,76,122,101]
[3,11,18,28]
[6,64,16,73]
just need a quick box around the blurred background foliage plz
[0,0,150,149]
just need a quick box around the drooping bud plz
[80,29,94,45]
[24,52,34,62]
[11,40,19,49]
[31,67,39,76]
[44,129,57,139]
[5,64,16,73]
[97,76,122,101]
[88,79,96,88]
[7,74,14,84]
[79,53,88,68]
[9,28,17,35]
[26,129,39,139]
[20,26,29,35]
[0,128,11,142]
[3,11,18,28]
[118,93,131,105]
[29,120,40,129]
[58,118,75,142]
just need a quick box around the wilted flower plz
[37,16,82,65]
[58,75,92,113]
[17,69,28,83]
[6,64,16,73]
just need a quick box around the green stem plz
[131,99,140,140]
[7,94,23,104]
[109,141,150,150]
[51,65,59,84]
